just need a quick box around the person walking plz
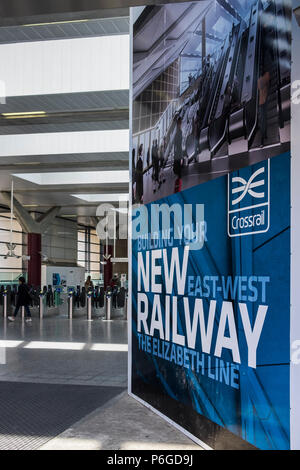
[8,277,32,322]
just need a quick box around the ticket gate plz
[105,290,112,321]
[0,282,127,322]
[66,286,127,321]
[0,284,62,319]
[67,286,106,320]
[38,286,62,317]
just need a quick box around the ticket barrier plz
[2,288,8,318]
[92,286,106,318]
[110,287,127,319]
[0,285,23,318]
[0,285,11,317]
[68,286,87,319]
[67,287,74,319]
[87,289,92,321]
[104,290,112,321]
[31,286,63,318]
[68,286,106,320]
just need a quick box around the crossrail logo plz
[228,159,270,237]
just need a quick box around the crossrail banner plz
[129,0,299,450]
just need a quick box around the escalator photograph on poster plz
[132,0,291,205]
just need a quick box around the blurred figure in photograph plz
[135,143,144,203]
[152,139,160,192]
[159,139,166,185]
[258,65,270,147]
[132,148,136,180]
[159,140,165,169]
[231,74,240,110]
[146,146,150,173]
[224,82,232,145]
[173,117,183,179]
[224,82,232,116]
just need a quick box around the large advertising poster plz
[130,0,292,450]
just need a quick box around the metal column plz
[39,292,44,319]
[87,291,92,321]
[68,290,74,320]
[105,293,112,321]
[3,290,7,318]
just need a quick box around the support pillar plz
[27,233,41,287]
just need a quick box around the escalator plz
[276,0,291,143]
[228,0,291,155]
[198,38,230,160]
[209,22,242,156]
[228,1,262,155]
[250,14,280,149]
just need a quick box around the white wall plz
[0,129,129,157]
[41,265,85,288]
[0,35,129,97]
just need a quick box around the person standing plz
[8,277,32,322]
[258,66,270,147]
[152,139,160,187]
[85,275,94,291]
[146,147,150,172]
[135,144,144,203]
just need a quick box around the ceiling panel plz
[0,151,129,169]
[0,17,129,44]
[0,90,129,114]
[0,119,129,135]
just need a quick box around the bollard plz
[106,294,112,321]
[21,306,25,320]
[87,291,92,321]
[3,290,7,318]
[68,289,74,320]
[39,292,44,319]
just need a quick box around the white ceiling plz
[0,15,130,224]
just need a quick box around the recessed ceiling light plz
[23,19,90,27]
[71,194,129,202]
[13,162,41,166]
[1,111,47,119]
[13,171,130,185]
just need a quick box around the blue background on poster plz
[131,152,290,450]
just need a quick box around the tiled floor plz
[0,316,128,387]
[0,315,200,450]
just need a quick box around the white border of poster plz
[291,0,300,451]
